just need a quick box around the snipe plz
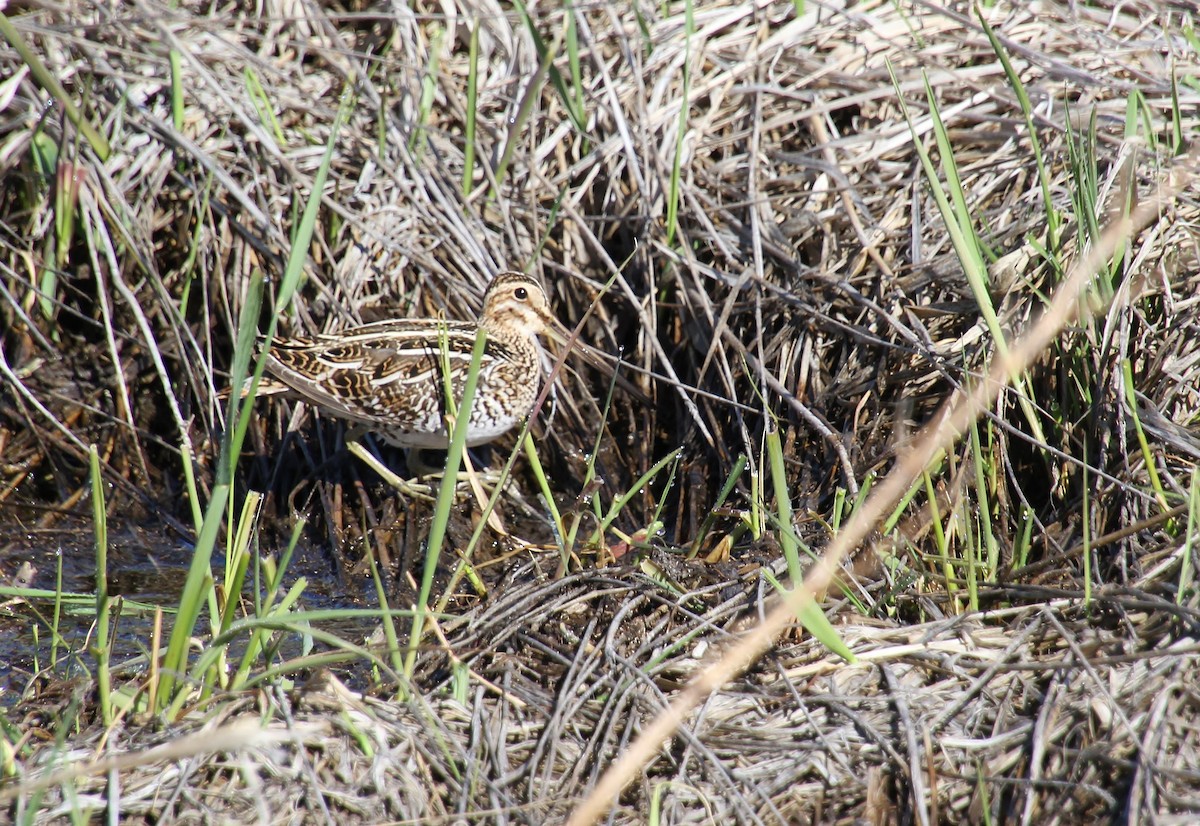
[265,272,558,450]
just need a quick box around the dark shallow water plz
[0,513,376,705]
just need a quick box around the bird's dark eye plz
[514,287,528,300]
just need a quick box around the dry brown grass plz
[3,0,1200,823]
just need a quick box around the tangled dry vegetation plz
[3,0,1200,823]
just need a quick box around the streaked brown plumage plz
[266,272,556,448]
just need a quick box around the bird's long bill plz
[542,316,651,403]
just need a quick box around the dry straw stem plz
[4,716,323,800]
[567,155,1196,826]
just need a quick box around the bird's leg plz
[345,440,435,500]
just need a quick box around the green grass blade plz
[665,0,693,246]
[368,540,405,678]
[1170,70,1184,156]
[219,269,263,487]
[409,25,444,155]
[89,445,112,726]
[275,86,355,316]
[512,0,586,133]
[169,49,184,131]
[765,428,856,661]
[882,453,942,534]
[462,19,480,195]
[566,5,585,122]
[1122,359,1168,513]
[0,13,111,160]
[969,419,998,582]
[761,568,856,663]
[890,62,1047,446]
[591,448,681,545]
[496,5,570,188]
[766,428,804,585]
[688,453,747,559]
[977,11,1061,262]
[243,67,285,145]
[403,328,489,681]
[218,491,261,634]
[1082,440,1092,607]
[524,434,569,566]
[228,84,354,484]
[158,484,229,710]
[1178,469,1199,605]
